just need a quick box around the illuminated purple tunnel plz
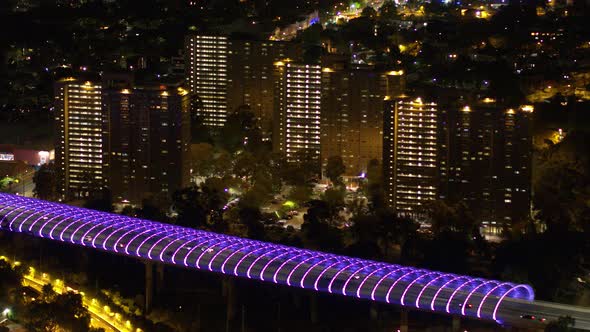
[0,194,534,323]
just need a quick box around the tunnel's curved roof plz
[0,194,534,322]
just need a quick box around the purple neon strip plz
[92,218,135,250]
[430,276,469,312]
[171,237,203,265]
[416,273,454,308]
[370,267,410,301]
[146,229,190,259]
[208,240,249,272]
[238,245,278,277]
[69,211,107,244]
[327,262,366,293]
[182,234,223,267]
[491,285,534,321]
[445,278,484,313]
[195,238,230,269]
[287,254,329,287]
[27,205,68,233]
[80,215,123,247]
[273,252,315,284]
[220,242,262,275]
[1,201,33,230]
[313,258,357,292]
[7,204,45,233]
[113,223,158,254]
[158,232,198,262]
[342,262,383,296]
[258,250,293,282]
[385,269,422,304]
[300,257,339,289]
[462,280,499,316]
[355,265,395,298]
[19,206,56,232]
[136,227,182,257]
[104,220,152,253]
[476,282,511,319]
[400,271,440,307]
[124,227,164,256]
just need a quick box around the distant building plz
[383,96,533,225]
[383,97,441,215]
[445,101,533,227]
[273,61,322,169]
[185,34,302,131]
[102,75,191,204]
[185,34,229,127]
[320,57,405,177]
[227,39,302,133]
[55,73,191,203]
[54,76,104,199]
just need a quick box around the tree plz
[41,283,56,302]
[325,156,346,187]
[172,184,229,229]
[0,259,22,301]
[33,162,58,201]
[83,188,114,213]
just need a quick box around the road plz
[0,254,137,332]
[22,274,119,332]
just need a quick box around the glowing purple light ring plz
[91,218,138,250]
[400,271,441,307]
[312,258,359,292]
[182,234,224,267]
[445,278,484,314]
[327,262,368,294]
[415,273,454,309]
[462,280,499,316]
[385,269,423,304]
[219,242,262,275]
[136,227,185,257]
[287,254,330,287]
[158,232,198,262]
[113,223,159,254]
[370,267,410,301]
[103,219,153,253]
[239,245,280,277]
[208,240,249,272]
[342,262,384,296]
[80,215,124,247]
[476,282,511,319]
[491,285,534,321]
[146,229,191,259]
[258,250,293,282]
[19,206,60,232]
[356,265,393,298]
[272,252,316,284]
[69,211,108,244]
[430,276,468,311]
[195,238,231,269]
[299,256,340,289]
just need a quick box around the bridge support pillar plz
[310,293,319,324]
[156,263,164,295]
[452,315,460,332]
[224,277,237,332]
[145,261,153,314]
[400,309,408,332]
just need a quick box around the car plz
[520,314,536,320]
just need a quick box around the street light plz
[2,308,11,317]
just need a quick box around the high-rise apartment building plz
[383,97,440,215]
[185,34,229,127]
[227,40,302,132]
[446,100,533,226]
[273,61,322,168]
[102,76,191,204]
[185,34,302,130]
[320,58,405,177]
[383,96,533,225]
[54,76,104,199]
[56,73,191,203]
